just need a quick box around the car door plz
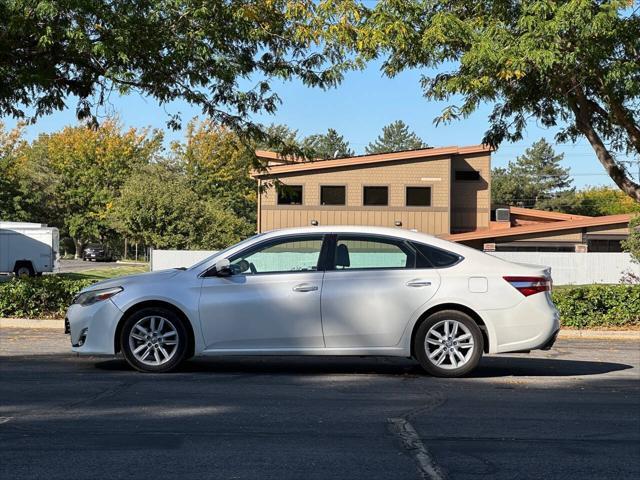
[199,234,327,350]
[321,234,441,348]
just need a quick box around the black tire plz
[414,310,483,378]
[120,307,189,373]
[14,262,35,277]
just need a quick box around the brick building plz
[252,145,493,236]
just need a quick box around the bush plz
[552,284,640,329]
[0,276,94,319]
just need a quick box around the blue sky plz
[2,61,632,190]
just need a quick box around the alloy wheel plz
[128,316,179,366]
[425,319,475,370]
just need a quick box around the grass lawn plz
[59,265,149,282]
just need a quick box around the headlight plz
[73,287,123,306]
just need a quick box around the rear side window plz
[333,235,415,270]
[411,242,462,268]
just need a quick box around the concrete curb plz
[558,329,640,340]
[1,318,64,329]
[1,317,639,340]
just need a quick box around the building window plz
[406,187,431,206]
[363,186,388,206]
[321,186,346,205]
[455,170,481,181]
[277,185,303,205]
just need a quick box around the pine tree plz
[365,120,427,154]
[303,129,353,159]
[491,138,574,210]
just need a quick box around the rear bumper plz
[480,293,560,354]
[537,328,560,351]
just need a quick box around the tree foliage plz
[0,122,28,220]
[573,186,640,216]
[365,120,427,154]
[302,128,353,159]
[173,118,257,228]
[109,162,249,249]
[622,215,640,263]
[1,0,351,133]
[331,0,640,201]
[491,139,574,209]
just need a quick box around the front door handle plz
[292,284,319,292]
[406,280,432,287]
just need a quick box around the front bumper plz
[65,299,123,355]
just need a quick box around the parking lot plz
[1,328,639,480]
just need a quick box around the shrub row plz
[0,276,639,328]
[0,276,94,319]
[551,284,640,329]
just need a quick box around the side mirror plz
[213,258,232,276]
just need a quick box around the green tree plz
[341,0,640,201]
[172,118,257,233]
[0,122,28,221]
[21,119,163,256]
[365,120,427,154]
[621,215,640,263]
[1,1,349,134]
[491,139,574,209]
[303,128,353,159]
[573,186,640,216]
[109,163,248,249]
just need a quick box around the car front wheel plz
[414,310,483,377]
[120,307,189,373]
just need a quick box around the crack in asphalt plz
[387,390,448,480]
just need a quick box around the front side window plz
[277,185,303,205]
[363,186,388,206]
[321,186,346,205]
[229,235,323,275]
[333,235,413,270]
[411,242,462,268]
[406,187,432,206]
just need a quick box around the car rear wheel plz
[414,310,483,377]
[120,307,188,373]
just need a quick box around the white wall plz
[489,252,639,285]
[150,250,217,271]
[151,248,639,285]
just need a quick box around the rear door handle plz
[406,280,432,287]
[292,284,319,292]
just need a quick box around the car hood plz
[79,269,182,293]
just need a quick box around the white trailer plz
[0,222,60,276]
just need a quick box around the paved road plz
[1,329,639,480]
[56,258,123,273]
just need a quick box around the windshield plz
[187,233,266,271]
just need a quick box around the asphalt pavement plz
[1,328,639,480]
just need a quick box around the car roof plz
[259,225,484,258]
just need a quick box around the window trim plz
[405,185,433,207]
[409,241,464,269]
[202,234,329,277]
[362,185,389,207]
[326,233,416,272]
[320,184,347,206]
[276,184,304,205]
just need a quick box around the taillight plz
[503,276,550,296]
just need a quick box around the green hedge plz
[0,276,94,319]
[1,277,639,328]
[552,284,640,329]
